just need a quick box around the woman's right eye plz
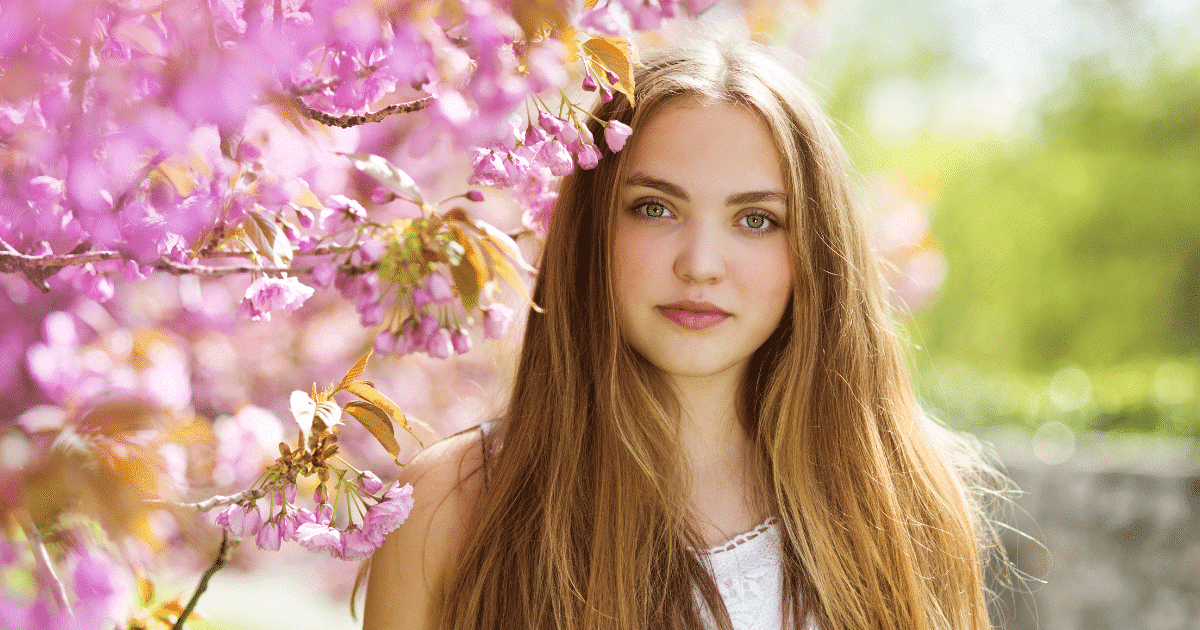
[633,201,671,219]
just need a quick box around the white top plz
[693,517,815,630]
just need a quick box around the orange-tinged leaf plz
[448,224,487,312]
[479,239,543,313]
[343,401,402,464]
[509,0,569,39]
[473,219,537,273]
[335,350,373,393]
[343,381,422,448]
[582,37,637,106]
[559,25,580,63]
[154,161,195,197]
[138,574,154,607]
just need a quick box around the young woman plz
[363,37,1009,630]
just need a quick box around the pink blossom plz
[685,0,719,15]
[371,186,396,204]
[373,329,397,355]
[339,527,377,561]
[466,189,484,202]
[537,112,564,135]
[256,521,282,551]
[240,276,315,322]
[363,482,414,544]
[604,120,633,152]
[427,328,453,359]
[358,471,384,495]
[577,142,602,170]
[412,285,433,308]
[319,195,367,231]
[536,139,575,177]
[66,547,134,630]
[482,303,514,340]
[582,73,598,92]
[468,149,507,187]
[426,271,455,304]
[310,260,337,289]
[416,313,439,345]
[579,4,630,37]
[359,301,384,327]
[451,328,472,355]
[354,239,386,265]
[557,122,580,147]
[295,522,342,554]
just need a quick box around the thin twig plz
[296,96,433,128]
[27,522,73,618]
[171,531,234,630]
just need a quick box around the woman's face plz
[612,101,794,386]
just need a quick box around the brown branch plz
[168,484,275,512]
[172,531,234,630]
[296,97,433,128]
[0,243,363,289]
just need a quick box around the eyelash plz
[630,199,782,234]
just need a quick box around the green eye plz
[746,214,765,229]
[638,202,668,218]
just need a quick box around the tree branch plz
[0,243,363,289]
[296,96,433,128]
[172,531,234,630]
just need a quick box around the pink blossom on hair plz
[576,142,602,170]
[604,120,633,152]
[536,139,575,177]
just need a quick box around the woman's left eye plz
[740,212,779,232]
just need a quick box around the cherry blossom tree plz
[0,0,945,626]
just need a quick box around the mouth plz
[656,306,731,330]
[658,300,731,315]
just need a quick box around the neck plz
[669,365,768,542]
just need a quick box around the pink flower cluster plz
[469,109,631,238]
[213,475,414,561]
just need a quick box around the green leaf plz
[343,401,403,465]
[340,152,423,205]
[343,381,423,448]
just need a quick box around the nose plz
[672,218,726,285]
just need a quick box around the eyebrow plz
[624,172,787,207]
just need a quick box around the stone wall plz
[979,430,1200,630]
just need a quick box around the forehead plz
[621,100,786,194]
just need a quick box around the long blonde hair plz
[444,39,1010,630]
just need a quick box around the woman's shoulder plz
[362,424,488,630]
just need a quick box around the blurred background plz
[5,0,1197,628]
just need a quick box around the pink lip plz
[659,299,730,315]
[657,306,731,331]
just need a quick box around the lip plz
[656,303,732,331]
[659,299,731,315]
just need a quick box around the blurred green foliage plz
[831,60,1200,436]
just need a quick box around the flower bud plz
[359,471,384,495]
[426,271,455,304]
[482,303,514,340]
[451,328,472,355]
[427,328,453,359]
[466,189,484,202]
